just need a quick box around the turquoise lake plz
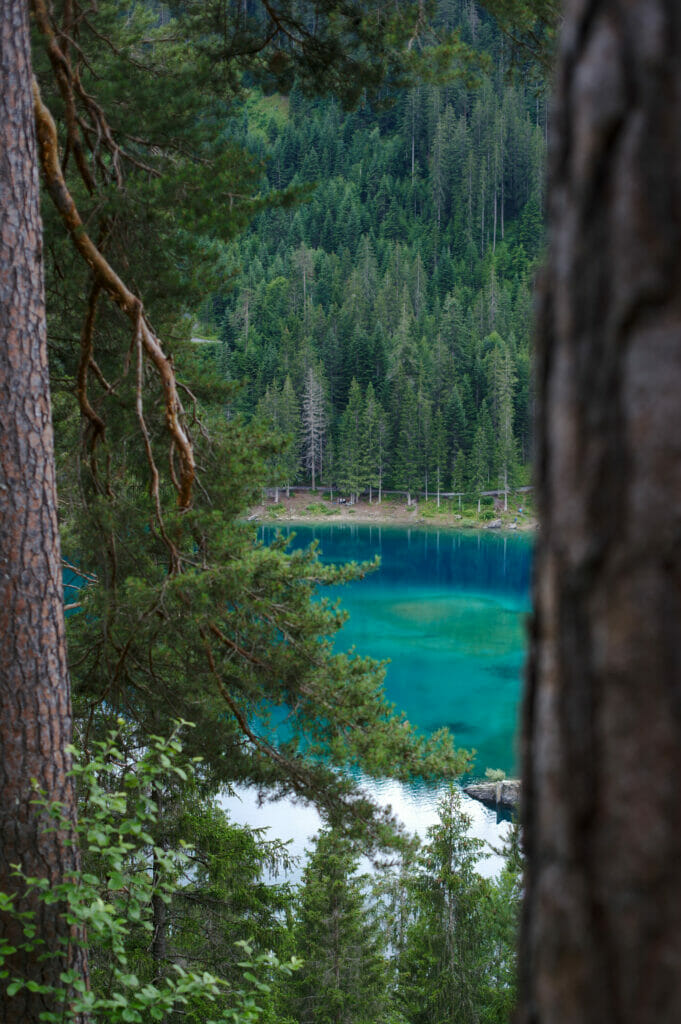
[228,522,532,875]
[260,523,532,778]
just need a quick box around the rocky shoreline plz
[463,779,521,810]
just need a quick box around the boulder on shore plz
[463,779,521,809]
[485,518,502,529]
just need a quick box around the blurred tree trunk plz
[0,2,87,1020]
[520,2,681,1022]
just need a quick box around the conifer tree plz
[488,338,518,511]
[256,382,286,501]
[211,37,544,495]
[1,4,88,1018]
[416,382,434,501]
[396,789,495,1024]
[452,449,467,513]
[279,375,302,497]
[338,379,366,503]
[432,408,448,508]
[322,434,335,501]
[363,383,389,504]
[286,830,391,1024]
[2,8,517,1015]
[302,365,327,490]
[293,245,316,324]
[394,384,421,505]
[469,423,489,499]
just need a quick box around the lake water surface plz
[224,523,532,877]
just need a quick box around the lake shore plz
[249,489,538,532]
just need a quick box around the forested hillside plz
[200,2,546,502]
[2,1,541,1021]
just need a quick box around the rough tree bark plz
[520,2,681,1023]
[0,2,87,1020]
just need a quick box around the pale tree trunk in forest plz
[0,3,87,1021]
[480,165,486,256]
[492,188,497,254]
[500,113,505,241]
[519,2,681,1023]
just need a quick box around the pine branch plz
[32,76,196,512]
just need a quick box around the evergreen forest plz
[0,1,551,1022]
[199,3,547,504]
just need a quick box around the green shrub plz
[0,727,299,1023]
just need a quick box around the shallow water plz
[266,523,532,777]
[224,524,532,878]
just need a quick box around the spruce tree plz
[451,449,467,513]
[286,830,391,1024]
[363,383,389,504]
[394,383,421,505]
[488,338,518,511]
[432,408,449,508]
[256,382,286,501]
[396,789,495,1024]
[280,375,302,497]
[338,379,366,503]
[416,381,434,501]
[302,365,327,490]
[469,423,489,498]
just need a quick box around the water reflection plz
[260,523,531,599]
[222,777,513,882]
[261,524,531,777]
[246,524,531,877]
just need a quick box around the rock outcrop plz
[463,779,521,809]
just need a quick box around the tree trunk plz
[0,3,87,1020]
[492,187,497,254]
[519,3,681,1023]
[500,119,505,241]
